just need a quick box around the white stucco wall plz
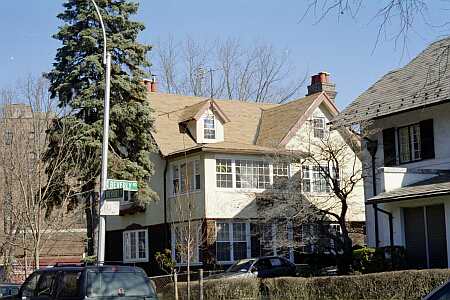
[363,102,450,248]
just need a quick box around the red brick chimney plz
[143,75,157,93]
[307,71,337,100]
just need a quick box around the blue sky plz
[0,1,448,108]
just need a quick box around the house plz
[105,73,365,274]
[332,37,450,269]
[0,104,86,282]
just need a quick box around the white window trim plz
[312,117,326,139]
[266,223,294,262]
[302,165,338,195]
[215,157,290,192]
[123,229,149,263]
[170,224,202,267]
[215,221,251,264]
[203,114,216,140]
[171,159,202,196]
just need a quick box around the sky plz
[0,1,448,109]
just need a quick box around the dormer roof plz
[178,99,230,124]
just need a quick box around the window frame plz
[171,159,202,196]
[203,114,216,140]
[398,123,422,164]
[302,165,335,194]
[312,117,326,139]
[123,229,149,263]
[262,223,294,262]
[215,221,251,264]
[171,223,201,266]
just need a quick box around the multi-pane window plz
[123,229,148,263]
[302,165,332,193]
[261,223,294,262]
[216,222,249,262]
[235,160,270,189]
[399,124,421,163]
[204,114,215,139]
[172,160,201,195]
[313,117,325,139]
[172,223,199,264]
[273,162,289,187]
[4,130,13,145]
[216,159,233,188]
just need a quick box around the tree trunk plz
[85,190,99,257]
[336,230,353,275]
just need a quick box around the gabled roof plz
[367,174,450,204]
[149,92,337,157]
[332,37,450,126]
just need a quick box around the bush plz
[162,269,450,299]
[353,246,407,273]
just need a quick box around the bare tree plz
[152,36,307,103]
[257,122,365,274]
[0,76,92,280]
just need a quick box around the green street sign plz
[106,179,138,191]
[104,188,124,200]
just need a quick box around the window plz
[235,160,270,189]
[172,160,201,195]
[123,229,148,263]
[172,223,200,264]
[273,162,289,187]
[58,271,82,298]
[22,272,41,297]
[302,166,332,194]
[261,223,294,261]
[4,130,13,145]
[399,124,421,163]
[36,272,56,297]
[216,222,250,262]
[216,159,232,188]
[204,114,215,139]
[313,117,325,139]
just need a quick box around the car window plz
[86,271,156,297]
[254,259,272,271]
[22,272,42,297]
[269,258,283,267]
[58,271,82,298]
[36,272,56,297]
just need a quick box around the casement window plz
[216,222,250,263]
[4,130,13,145]
[216,159,233,188]
[172,160,201,195]
[123,229,148,263]
[302,165,336,193]
[383,119,435,166]
[171,223,200,265]
[235,160,270,189]
[204,114,215,139]
[273,162,289,187]
[313,117,326,139]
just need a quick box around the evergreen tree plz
[46,0,156,255]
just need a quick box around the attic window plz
[313,117,325,139]
[204,114,215,139]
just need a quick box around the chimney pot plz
[307,71,337,100]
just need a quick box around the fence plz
[149,269,223,299]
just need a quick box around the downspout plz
[365,138,380,247]
[163,158,169,249]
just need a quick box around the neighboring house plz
[0,104,86,282]
[332,37,450,269]
[105,73,365,273]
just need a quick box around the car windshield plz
[86,271,156,297]
[226,259,255,273]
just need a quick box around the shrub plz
[353,246,407,273]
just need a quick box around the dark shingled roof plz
[332,38,450,126]
[367,175,450,203]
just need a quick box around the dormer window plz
[204,114,215,139]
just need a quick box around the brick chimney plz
[143,75,157,93]
[307,71,337,100]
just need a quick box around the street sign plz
[106,179,138,191]
[101,188,123,216]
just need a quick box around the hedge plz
[160,269,450,300]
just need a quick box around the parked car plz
[208,256,297,279]
[423,279,450,300]
[1,265,158,300]
[0,284,20,298]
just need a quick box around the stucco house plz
[332,37,450,269]
[105,73,365,273]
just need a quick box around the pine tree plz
[45,0,156,255]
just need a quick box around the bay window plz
[235,160,270,189]
[216,159,233,188]
[172,159,201,195]
[123,229,148,263]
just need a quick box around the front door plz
[404,204,447,269]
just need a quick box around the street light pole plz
[91,0,110,265]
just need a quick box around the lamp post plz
[91,0,111,265]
